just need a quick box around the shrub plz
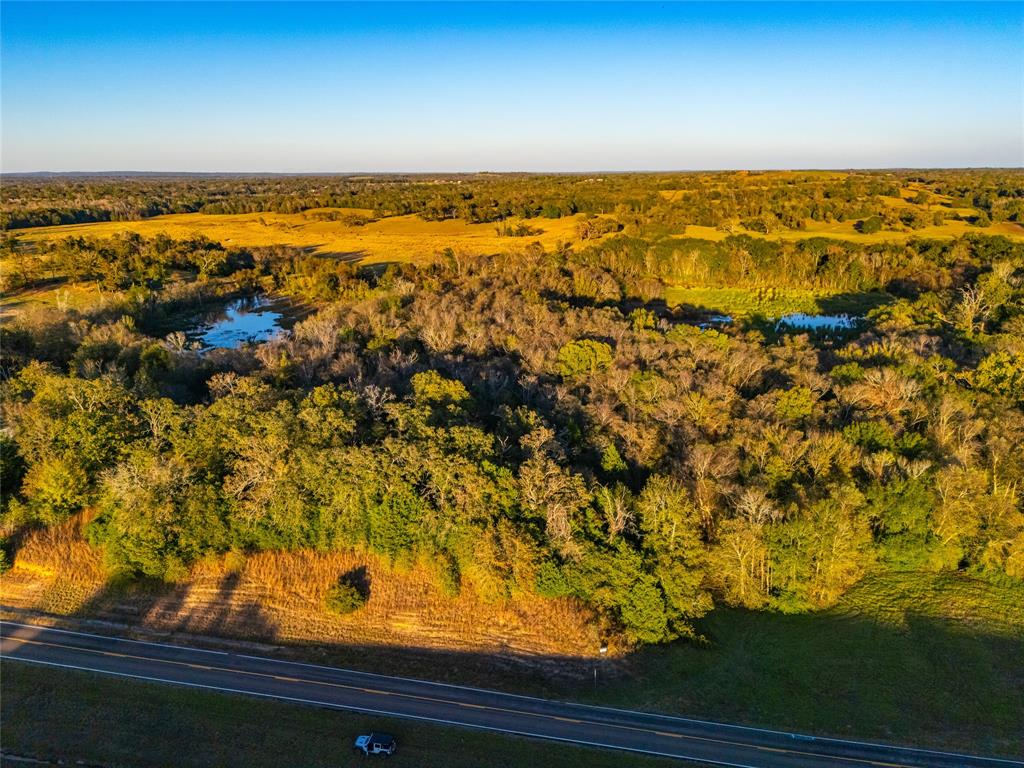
[24,456,90,524]
[856,216,883,234]
[433,550,461,598]
[324,579,368,615]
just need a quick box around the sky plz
[1,1,1021,172]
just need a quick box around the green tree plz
[89,451,228,579]
[770,486,872,609]
[856,216,883,234]
[636,475,712,633]
[556,339,613,379]
[974,352,1024,402]
[775,386,816,422]
[23,456,90,524]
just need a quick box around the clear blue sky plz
[1,2,1021,172]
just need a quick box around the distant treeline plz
[3,170,1022,231]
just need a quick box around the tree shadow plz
[605,599,1023,757]
[813,291,892,316]
[339,565,371,599]
[8,571,1022,756]
[538,288,675,320]
[299,245,369,263]
[71,568,276,643]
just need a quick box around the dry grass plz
[10,209,606,266]
[2,519,607,660]
[1,515,108,615]
[678,219,1024,244]
[0,281,120,319]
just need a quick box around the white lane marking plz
[1,636,932,768]
[2,621,1019,766]
[0,620,230,656]
[3,657,764,768]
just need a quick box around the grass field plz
[588,571,1024,758]
[0,280,113,318]
[0,662,680,768]
[677,219,1024,244]
[658,177,1024,243]
[0,210,609,319]
[8,209,602,265]
[664,285,892,317]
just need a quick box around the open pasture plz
[678,218,1024,244]
[9,209,606,264]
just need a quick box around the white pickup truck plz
[353,732,397,756]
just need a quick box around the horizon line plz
[5,166,1024,177]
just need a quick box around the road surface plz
[1,621,1020,768]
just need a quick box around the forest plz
[1,170,1023,647]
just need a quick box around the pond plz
[775,313,860,331]
[697,314,733,329]
[189,295,285,349]
[689,311,863,333]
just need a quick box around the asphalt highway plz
[2,621,1020,768]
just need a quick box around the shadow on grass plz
[6,569,1020,756]
[665,288,893,325]
[813,290,893,315]
[72,568,277,644]
[300,244,370,263]
[604,585,1023,757]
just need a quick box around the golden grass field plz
[1,515,610,661]
[10,208,601,264]
[674,218,1024,243]
[0,282,102,317]
[661,183,1024,243]
[0,210,617,317]
[8,194,1022,265]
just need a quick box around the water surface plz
[775,313,860,331]
[190,295,283,349]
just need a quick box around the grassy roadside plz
[585,571,1024,759]
[3,572,1021,760]
[0,662,680,768]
